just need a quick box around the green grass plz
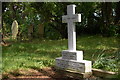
[2,35,119,73]
[77,35,119,60]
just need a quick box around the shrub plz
[93,53,118,72]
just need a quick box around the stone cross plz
[56,4,92,74]
[62,5,81,51]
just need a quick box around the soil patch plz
[2,67,99,80]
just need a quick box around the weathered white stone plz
[55,4,92,73]
[62,14,81,23]
[56,57,92,73]
[11,20,18,39]
[62,5,81,51]
[62,50,83,61]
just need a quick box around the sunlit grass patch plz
[77,35,119,60]
[2,35,119,73]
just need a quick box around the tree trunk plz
[38,23,44,39]
[28,24,33,40]
[87,12,94,34]
[115,2,120,25]
[101,2,113,36]
[59,24,67,39]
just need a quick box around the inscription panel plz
[56,57,92,73]
[62,50,83,61]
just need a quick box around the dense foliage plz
[2,2,120,40]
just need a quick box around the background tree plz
[115,2,120,35]
[2,2,120,40]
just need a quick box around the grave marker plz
[62,5,81,51]
[11,20,18,39]
[56,4,92,73]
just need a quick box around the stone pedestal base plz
[56,50,92,73]
[56,57,92,73]
[62,50,83,61]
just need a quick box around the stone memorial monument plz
[56,4,92,73]
[11,20,18,39]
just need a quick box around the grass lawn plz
[2,35,119,73]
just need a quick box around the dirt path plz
[2,67,82,80]
[2,67,101,80]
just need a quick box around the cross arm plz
[62,14,81,23]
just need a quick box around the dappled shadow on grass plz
[76,35,119,61]
[76,35,119,72]
[2,35,119,74]
[2,49,61,73]
[2,39,67,73]
[77,35,119,49]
